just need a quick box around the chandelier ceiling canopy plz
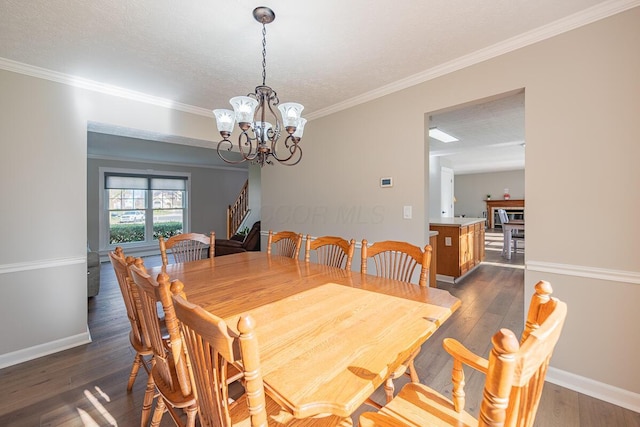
[213,7,306,167]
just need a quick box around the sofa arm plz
[214,239,246,257]
[87,250,100,297]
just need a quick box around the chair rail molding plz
[0,256,85,275]
[527,260,640,285]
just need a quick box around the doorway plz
[440,167,454,217]
[426,89,526,271]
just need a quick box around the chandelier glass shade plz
[214,7,306,167]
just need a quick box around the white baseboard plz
[546,367,640,413]
[0,328,92,370]
[436,264,482,284]
[436,274,455,284]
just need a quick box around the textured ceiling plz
[0,0,631,173]
[430,91,525,175]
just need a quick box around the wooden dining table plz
[147,251,461,419]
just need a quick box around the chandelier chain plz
[261,23,267,86]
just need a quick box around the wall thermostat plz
[380,177,393,188]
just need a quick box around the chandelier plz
[213,7,306,167]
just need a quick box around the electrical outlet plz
[445,237,452,246]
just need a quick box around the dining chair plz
[107,247,153,393]
[159,231,214,265]
[359,280,567,427]
[360,239,433,405]
[267,230,303,259]
[304,235,356,270]
[129,258,198,427]
[171,285,353,427]
[498,208,524,256]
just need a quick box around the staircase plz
[226,180,249,238]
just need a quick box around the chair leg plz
[141,372,156,427]
[150,398,166,427]
[407,360,420,383]
[384,377,395,403]
[185,404,198,427]
[127,353,142,392]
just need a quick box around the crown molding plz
[306,0,640,120]
[1,0,638,121]
[87,153,247,172]
[0,57,213,117]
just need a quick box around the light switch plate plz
[403,205,412,219]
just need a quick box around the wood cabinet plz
[429,219,485,281]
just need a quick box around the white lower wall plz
[0,259,90,361]
[526,263,640,412]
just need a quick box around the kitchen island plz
[429,217,486,282]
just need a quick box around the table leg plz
[503,227,512,260]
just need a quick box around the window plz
[104,172,188,246]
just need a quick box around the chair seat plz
[151,362,197,410]
[361,382,477,427]
[128,330,153,355]
[230,392,353,426]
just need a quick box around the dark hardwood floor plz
[1,239,638,426]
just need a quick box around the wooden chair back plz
[107,247,151,391]
[451,281,567,427]
[506,281,566,427]
[128,259,193,399]
[361,240,432,286]
[108,247,147,349]
[172,290,268,427]
[304,235,356,270]
[267,230,303,259]
[359,281,567,427]
[159,232,214,265]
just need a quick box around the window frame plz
[98,167,192,252]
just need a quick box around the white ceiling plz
[0,0,632,172]
[429,91,525,175]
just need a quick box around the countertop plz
[429,217,486,227]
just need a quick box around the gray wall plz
[454,169,524,218]
[87,154,248,255]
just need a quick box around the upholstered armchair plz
[214,221,261,256]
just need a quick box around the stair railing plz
[227,180,249,238]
